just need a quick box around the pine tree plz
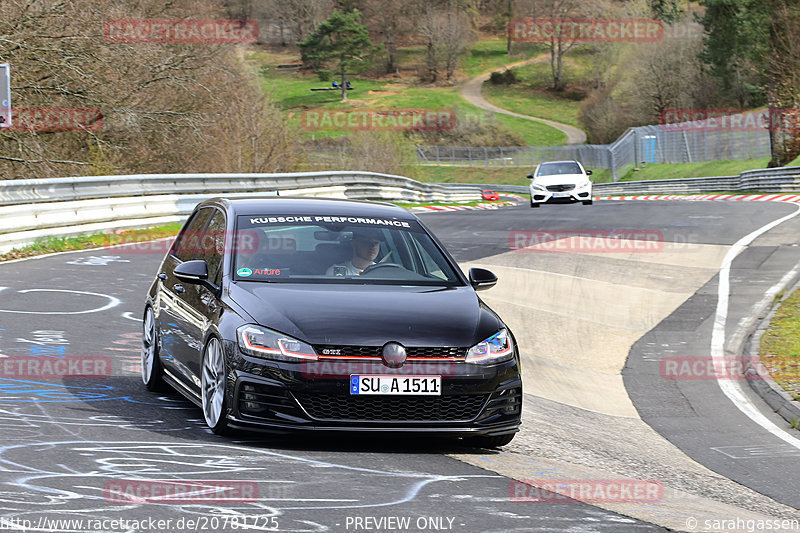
[298,10,379,101]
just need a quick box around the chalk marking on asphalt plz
[0,441,502,513]
[122,312,142,322]
[0,289,120,315]
[711,202,800,449]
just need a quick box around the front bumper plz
[224,347,523,436]
[530,186,592,204]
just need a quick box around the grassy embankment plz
[760,288,800,404]
[251,40,566,147]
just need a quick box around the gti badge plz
[381,342,407,368]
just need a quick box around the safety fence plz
[416,121,772,181]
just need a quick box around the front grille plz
[295,393,488,421]
[546,184,575,192]
[314,345,467,359]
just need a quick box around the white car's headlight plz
[237,325,318,361]
[465,329,513,364]
[531,183,546,191]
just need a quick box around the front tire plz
[202,337,230,435]
[530,201,540,208]
[582,200,593,205]
[141,306,164,392]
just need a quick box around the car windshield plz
[232,215,463,286]
[536,162,582,176]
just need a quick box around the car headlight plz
[465,329,513,364]
[237,325,318,361]
[531,183,546,191]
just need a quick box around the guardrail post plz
[610,150,617,182]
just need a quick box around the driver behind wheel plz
[325,228,383,276]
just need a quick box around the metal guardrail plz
[593,175,741,195]
[594,166,800,195]
[3,166,800,254]
[449,166,800,197]
[0,171,483,253]
[0,171,481,206]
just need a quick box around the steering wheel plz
[361,262,405,275]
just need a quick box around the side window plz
[200,210,226,284]
[173,208,213,262]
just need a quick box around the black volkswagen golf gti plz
[142,197,522,447]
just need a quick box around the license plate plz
[553,192,572,198]
[350,375,441,395]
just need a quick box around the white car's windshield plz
[536,162,582,176]
[232,215,463,286]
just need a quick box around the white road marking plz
[0,289,120,315]
[711,202,800,448]
[122,312,142,322]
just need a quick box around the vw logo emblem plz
[381,342,407,369]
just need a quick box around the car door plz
[175,208,227,385]
[157,207,213,390]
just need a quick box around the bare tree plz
[419,5,473,82]
[766,0,800,166]
[362,0,414,73]
[267,0,333,46]
[619,30,706,123]
[0,0,300,178]
[538,0,581,91]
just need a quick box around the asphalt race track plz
[0,198,799,532]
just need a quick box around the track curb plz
[744,276,800,427]
[595,193,800,203]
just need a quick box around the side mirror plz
[526,173,534,179]
[469,267,497,291]
[586,169,592,175]
[174,260,218,293]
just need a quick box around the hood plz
[532,174,588,187]
[228,282,501,348]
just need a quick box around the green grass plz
[492,112,566,145]
[759,287,800,401]
[483,85,582,127]
[251,42,567,145]
[392,199,504,208]
[0,223,183,262]
[616,159,789,182]
[480,54,589,128]
[461,39,546,77]
[407,165,531,185]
